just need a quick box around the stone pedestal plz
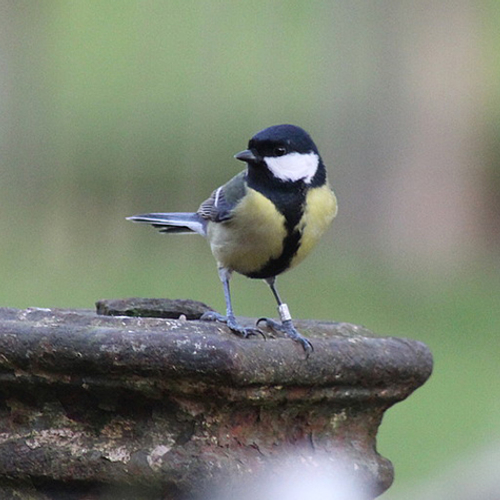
[0,302,432,499]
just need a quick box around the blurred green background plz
[1,1,499,497]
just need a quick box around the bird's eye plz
[274,146,287,157]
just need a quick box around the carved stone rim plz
[0,307,433,404]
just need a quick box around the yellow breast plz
[207,188,287,275]
[290,184,337,269]
[207,184,337,277]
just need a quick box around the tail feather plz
[127,212,207,236]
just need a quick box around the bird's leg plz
[200,267,264,339]
[257,277,313,355]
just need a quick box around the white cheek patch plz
[264,152,319,183]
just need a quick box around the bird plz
[127,124,337,355]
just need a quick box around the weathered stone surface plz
[96,297,214,320]
[0,304,433,499]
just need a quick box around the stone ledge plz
[0,304,433,499]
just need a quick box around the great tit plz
[128,124,337,354]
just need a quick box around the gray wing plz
[197,171,247,223]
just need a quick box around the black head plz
[235,124,324,184]
[249,124,319,156]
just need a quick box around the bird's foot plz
[257,318,313,357]
[200,311,265,339]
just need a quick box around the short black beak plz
[234,149,258,163]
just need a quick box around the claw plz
[200,310,226,323]
[201,311,266,340]
[257,317,313,358]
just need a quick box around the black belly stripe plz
[244,167,308,279]
[245,226,301,279]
